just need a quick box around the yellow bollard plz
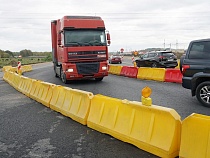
[141,86,152,106]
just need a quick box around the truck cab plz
[51,16,110,83]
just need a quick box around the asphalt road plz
[1,59,210,158]
[0,63,158,158]
[25,62,210,119]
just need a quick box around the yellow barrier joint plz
[141,86,152,106]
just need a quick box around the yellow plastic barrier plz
[49,86,67,113]
[3,70,10,82]
[87,95,181,158]
[108,65,114,74]
[179,113,210,158]
[18,76,33,96]
[175,59,180,69]
[9,67,17,73]
[5,71,14,85]
[2,65,32,73]
[2,66,12,72]
[137,67,149,80]
[29,80,42,100]
[22,65,32,72]
[108,65,122,75]
[36,82,56,107]
[11,73,22,90]
[60,88,94,125]
[137,67,166,82]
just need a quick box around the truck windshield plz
[64,30,106,46]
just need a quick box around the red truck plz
[51,16,111,83]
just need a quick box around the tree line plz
[0,49,51,58]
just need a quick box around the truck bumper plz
[62,62,108,80]
[65,71,108,80]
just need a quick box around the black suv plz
[181,38,210,107]
[135,51,178,68]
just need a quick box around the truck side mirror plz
[106,32,111,46]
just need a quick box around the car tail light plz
[158,56,164,61]
[182,65,190,74]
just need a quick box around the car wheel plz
[61,67,68,84]
[95,77,103,81]
[196,81,210,107]
[151,62,157,68]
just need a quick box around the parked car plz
[109,55,122,64]
[135,51,178,68]
[181,38,210,107]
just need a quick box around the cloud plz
[0,0,210,52]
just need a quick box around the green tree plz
[5,50,14,57]
[20,49,33,57]
[44,54,52,61]
[2,53,10,58]
[0,49,4,58]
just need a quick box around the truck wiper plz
[82,42,92,46]
[67,42,82,46]
[89,40,104,46]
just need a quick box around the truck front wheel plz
[61,68,68,84]
[196,81,210,107]
[54,65,59,78]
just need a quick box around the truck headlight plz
[102,66,107,70]
[67,68,73,72]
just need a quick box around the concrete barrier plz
[179,113,210,158]
[137,67,166,82]
[87,94,181,157]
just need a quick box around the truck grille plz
[76,62,99,75]
[68,51,106,62]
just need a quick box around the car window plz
[162,52,174,57]
[189,41,210,59]
[148,53,156,57]
[143,53,148,58]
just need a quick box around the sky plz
[0,0,210,52]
